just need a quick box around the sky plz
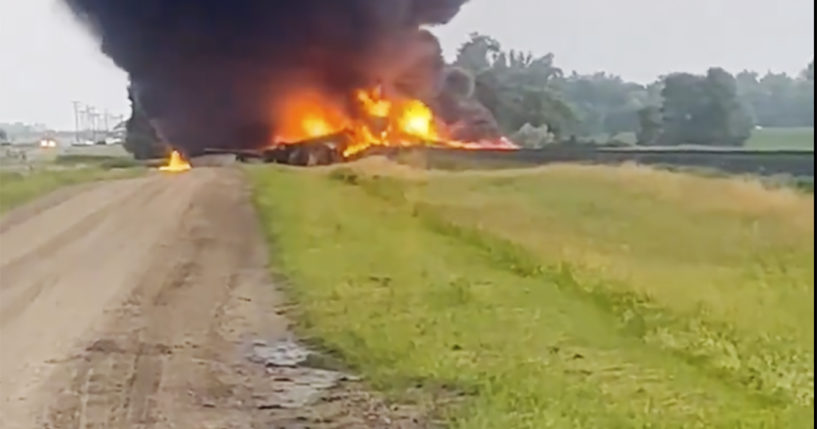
[0,0,813,130]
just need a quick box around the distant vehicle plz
[39,138,58,148]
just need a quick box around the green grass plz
[0,166,142,213]
[55,154,142,169]
[591,132,638,145]
[591,127,814,150]
[248,160,813,428]
[747,127,814,150]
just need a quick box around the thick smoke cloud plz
[63,0,470,154]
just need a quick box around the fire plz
[302,115,336,138]
[159,150,192,173]
[273,86,518,159]
[356,88,391,118]
[275,90,348,142]
[397,100,437,139]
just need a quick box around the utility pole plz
[92,109,99,142]
[85,106,96,142]
[72,101,81,143]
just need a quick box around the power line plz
[72,101,126,143]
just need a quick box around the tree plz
[736,63,813,128]
[556,72,647,138]
[636,106,662,145]
[0,129,7,142]
[604,108,640,140]
[455,33,576,138]
[801,61,814,81]
[735,70,761,124]
[660,72,705,144]
[703,68,753,145]
[795,61,814,126]
[452,32,808,146]
[454,33,501,73]
[657,69,753,146]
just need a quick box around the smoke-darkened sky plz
[53,0,470,153]
[1,0,813,130]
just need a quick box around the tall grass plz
[248,160,813,428]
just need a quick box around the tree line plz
[123,32,812,158]
[452,33,814,147]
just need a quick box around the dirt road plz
[0,168,422,429]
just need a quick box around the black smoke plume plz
[62,0,474,155]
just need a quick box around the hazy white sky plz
[1,0,813,130]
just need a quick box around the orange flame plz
[396,99,438,139]
[275,90,348,142]
[273,86,517,158]
[357,87,391,118]
[159,150,192,173]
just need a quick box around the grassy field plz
[0,144,145,213]
[249,159,813,428]
[746,127,815,150]
[0,166,142,213]
[597,127,814,150]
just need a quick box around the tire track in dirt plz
[0,170,221,427]
[0,182,96,234]
[0,180,166,328]
[1,167,431,429]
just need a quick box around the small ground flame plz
[159,150,192,173]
